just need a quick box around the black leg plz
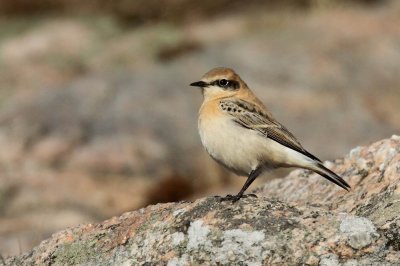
[220,166,263,203]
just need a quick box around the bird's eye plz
[218,79,229,87]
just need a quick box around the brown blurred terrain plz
[0,0,399,257]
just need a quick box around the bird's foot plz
[245,193,258,198]
[216,193,257,203]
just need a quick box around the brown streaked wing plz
[219,99,322,162]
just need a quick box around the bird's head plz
[190,67,247,100]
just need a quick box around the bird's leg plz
[220,166,263,203]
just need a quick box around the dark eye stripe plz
[210,79,240,90]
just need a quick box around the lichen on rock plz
[5,137,400,265]
[339,215,379,249]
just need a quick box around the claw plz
[218,194,236,202]
[217,193,257,203]
[246,193,258,198]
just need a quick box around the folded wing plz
[219,99,322,162]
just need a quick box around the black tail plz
[314,163,351,191]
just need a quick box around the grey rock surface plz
[5,136,400,265]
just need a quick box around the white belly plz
[198,115,313,176]
[198,115,266,175]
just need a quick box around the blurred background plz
[0,0,399,257]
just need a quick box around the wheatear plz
[190,67,350,202]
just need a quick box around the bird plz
[190,67,350,202]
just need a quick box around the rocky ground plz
[4,136,400,265]
[0,0,400,257]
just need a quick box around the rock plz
[320,254,340,266]
[5,137,400,265]
[339,215,379,250]
[1,1,400,257]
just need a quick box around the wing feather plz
[219,99,322,162]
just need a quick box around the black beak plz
[190,81,208,88]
